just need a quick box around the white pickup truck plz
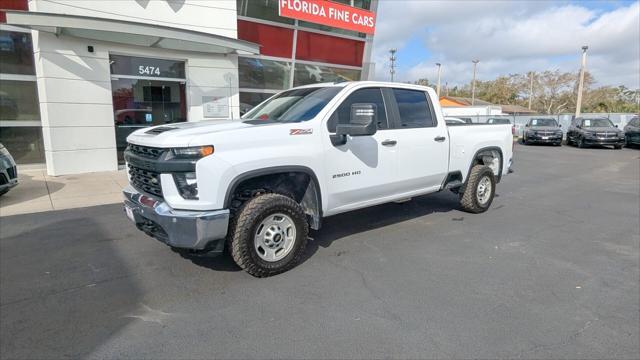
[123,81,513,277]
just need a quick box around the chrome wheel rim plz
[476,176,492,205]
[254,213,296,262]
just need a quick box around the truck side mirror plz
[576,125,581,129]
[615,124,618,128]
[331,103,378,146]
[559,124,562,128]
[525,124,530,127]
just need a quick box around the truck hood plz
[126,120,282,147]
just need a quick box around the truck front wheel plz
[227,193,309,277]
[459,165,496,213]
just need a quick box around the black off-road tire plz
[459,165,496,214]
[227,193,308,277]
[614,144,622,150]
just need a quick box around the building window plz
[293,63,361,87]
[237,20,294,58]
[0,29,43,164]
[0,127,45,164]
[0,30,35,75]
[0,80,40,121]
[296,30,365,67]
[238,57,292,90]
[239,92,273,115]
[298,21,367,39]
[236,0,294,24]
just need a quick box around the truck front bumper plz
[123,186,229,254]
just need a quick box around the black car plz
[566,117,625,149]
[623,116,640,147]
[522,118,563,146]
[0,143,18,196]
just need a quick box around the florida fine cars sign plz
[279,0,376,34]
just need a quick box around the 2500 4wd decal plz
[332,170,361,179]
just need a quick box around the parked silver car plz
[0,143,18,196]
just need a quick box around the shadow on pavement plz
[0,213,142,359]
[173,247,241,272]
[176,189,461,272]
[302,190,461,263]
[0,172,65,207]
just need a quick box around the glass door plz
[111,78,187,162]
[109,55,187,163]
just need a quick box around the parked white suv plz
[123,81,513,277]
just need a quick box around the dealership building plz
[0,0,377,175]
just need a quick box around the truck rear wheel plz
[227,193,308,277]
[459,165,496,213]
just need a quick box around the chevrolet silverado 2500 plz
[123,81,513,277]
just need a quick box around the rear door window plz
[391,88,435,128]
[327,87,388,132]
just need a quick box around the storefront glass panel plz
[0,30,35,75]
[240,92,273,115]
[0,127,44,164]
[236,0,294,24]
[238,57,292,90]
[110,54,185,79]
[111,77,187,162]
[237,20,294,58]
[293,63,361,87]
[0,80,40,121]
[296,31,365,67]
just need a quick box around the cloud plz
[371,1,640,88]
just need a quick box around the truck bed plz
[446,123,514,181]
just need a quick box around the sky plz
[370,0,640,89]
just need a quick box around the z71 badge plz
[290,129,313,135]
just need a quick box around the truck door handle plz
[434,136,447,142]
[381,139,397,146]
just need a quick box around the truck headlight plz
[169,146,214,160]
[173,172,198,199]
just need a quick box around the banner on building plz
[279,0,376,34]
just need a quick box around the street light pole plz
[471,59,479,105]
[389,49,397,82]
[575,46,588,118]
[435,63,442,98]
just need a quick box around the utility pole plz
[445,82,449,96]
[389,49,397,82]
[528,71,535,110]
[471,59,479,105]
[575,45,588,118]
[435,63,442,98]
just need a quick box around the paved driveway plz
[1,145,638,359]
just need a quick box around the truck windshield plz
[582,118,614,127]
[530,119,558,127]
[242,87,341,123]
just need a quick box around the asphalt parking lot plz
[1,144,639,359]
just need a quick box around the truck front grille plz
[127,144,164,159]
[128,165,163,198]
